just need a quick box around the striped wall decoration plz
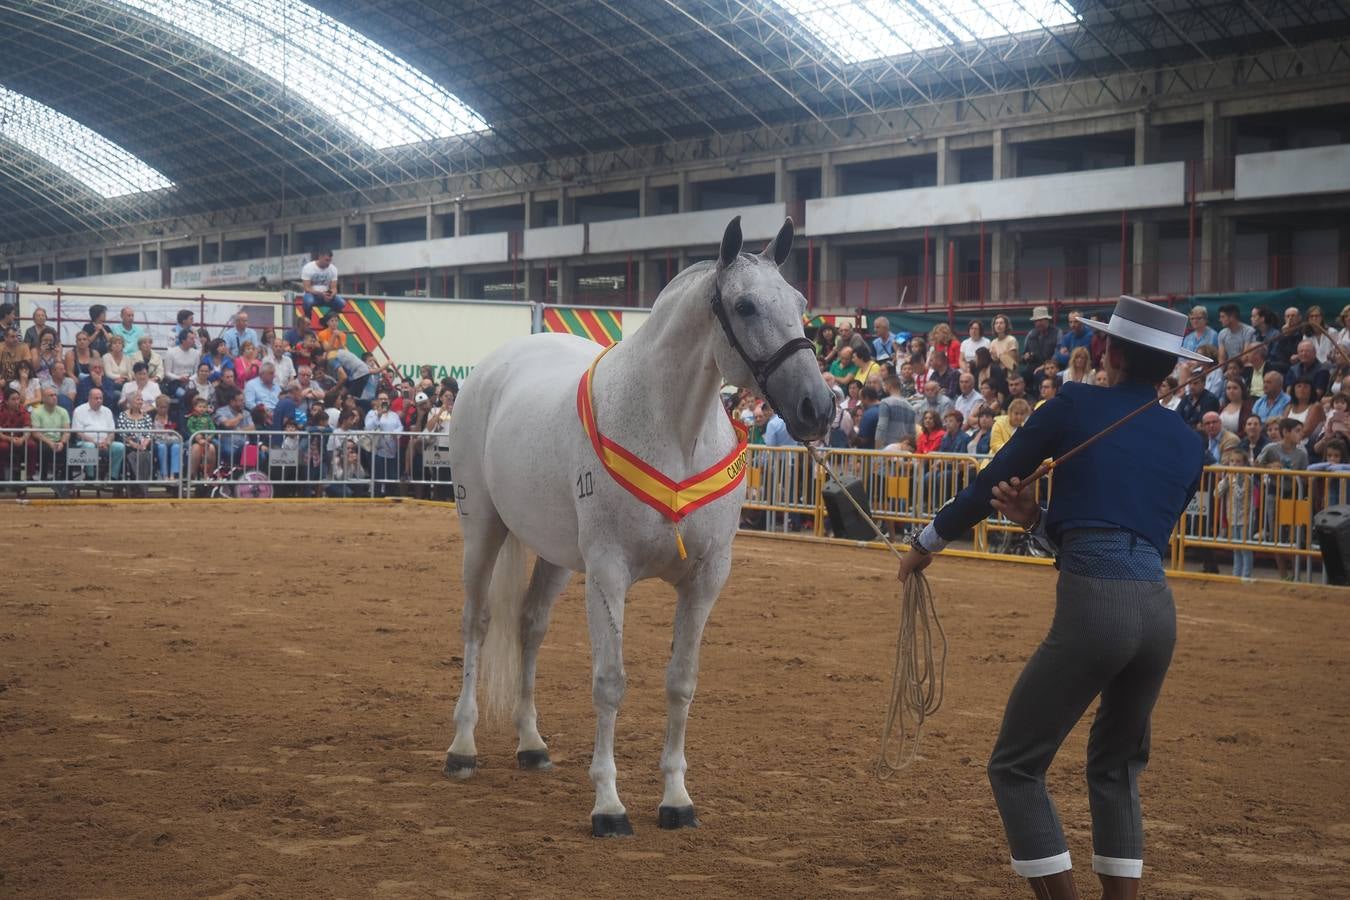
[294,297,387,355]
[542,307,623,347]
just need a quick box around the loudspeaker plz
[823,476,877,541]
[1314,504,1350,586]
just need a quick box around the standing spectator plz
[0,325,30,385]
[163,328,201,400]
[1216,304,1255,365]
[929,323,962,370]
[117,392,155,494]
[0,387,34,488]
[30,386,70,495]
[272,381,308,431]
[989,314,1019,371]
[990,398,1031,455]
[852,386,882,450]
[323,346,374,407]
[1181,305,1217,353]
[119,362,162,412]
[185,396,217,481]
[953,372,981,424]
[1237,413,1267,462]
[133,334,164,380]
[874,375,916,449]
[1252,370,1291,422]
[1053,312,1092,367]
[21,307,49,349]
[150,395,182,481]
[1218,376,1253,436]
[244,361,282,425]
[871,317,898,363]
[9,359,40,409]
[81,304,112,356]
[233,341,262,384]
[103,334,135,385]
[111,306,145,352]
[1215,447,1255,579]
[71,387,123,481]
[1286,340,1331,397]
[1257,418,1309,581]
[364,389,404,497]
[223,311,260,357]
[938,410,970,453]
[1199,411,1240,464]
[915,410,944,454]
[959,320,991,371]
[1020,306,1060,380]
[78,360,120,408]
[401,391,434,487]
[301,250,347,318]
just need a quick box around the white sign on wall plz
[170,254,310,290]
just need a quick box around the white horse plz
[444,216,832,836]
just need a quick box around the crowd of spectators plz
[729,302,1350,576]
[0,302,457,498]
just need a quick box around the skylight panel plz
[0,86,174,198]
[118,0,488,149]
[779,0,1079,64]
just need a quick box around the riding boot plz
[1026,870,1081,900]
[1097,874,1139,900]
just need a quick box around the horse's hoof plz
[516,749,552,771]
[443,752,477,780]
[657,805,699,830]
[590,813,634,838]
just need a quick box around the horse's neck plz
[601,274,726,454]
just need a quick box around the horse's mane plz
[656,253,766,307]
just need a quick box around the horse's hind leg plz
[658,556,730,829]
[514,559,572,770]
[444,508,508,779]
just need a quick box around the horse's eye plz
[734,299,756,317]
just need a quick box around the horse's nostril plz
[798,396,819,427]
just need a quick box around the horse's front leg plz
[585,562,633,837]
[659,554,730,829]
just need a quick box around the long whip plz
[801,445,947,778]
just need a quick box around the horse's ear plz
[718,216,743,270]
[761,217,794,268]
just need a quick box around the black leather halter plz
[710,282,815,417]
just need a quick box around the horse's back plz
[450,332,600,569]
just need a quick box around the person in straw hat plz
[898,295,1210,900]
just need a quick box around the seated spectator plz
[111,306,145,352]
[918,379,953,418]
[814,324,838,363]
[223,311,259,358]
[103,334,135,385]
[119,362,162,412]
[938,410,969,453]
[1035,375,1057,410]
[1020,307,1060,379]
[1219,376,1253,435]
[1216,303,1256,365]
[317,310,347,354]
[77,360,120,409]
[187,363,217,412]
[272,381,308,432]
[853,343,882,388]
[212,388,255,465]
[968,407,995,455]
[82,304,112,356]
[10,359,40,409]
[32,329,60,386]
[1237,413,1268,462]
[1287,339,1331,396]
[970,346,1008,397]
[1273,307,1304,369]
[1309,440,1349,505]
[117,392,155,495]
[828,345,858,383]
[915,410,944,454]
[977,379,1003,416]
[0,386,34,489]
[1054,312,1092,367]
[244,362,282,428]
[1252,370,1290,422]
[0,325,30,385]
[1060,346,1094,386]
[1181,305,1218,354]
[1200,411,1240,465]
[65,330,97,380]
[1006,372,1028,405]
[163,328,201,400]
[49,361,76,413]
[233,340,261,384]
[133,334,165,381]
[30,386,70,496]
[927,348,960,399]
[216,365,239,395]
[150,395,181,481]
[988,315,1019,371]
[21,306,49,350]
[185,396,218,481]
[1312,393,1350,460]
[1093,369,1109,387]
[929,323,962,370]
[71,387,124,481]
[1175,361,1220,427]
[953,371,980,424]
[1286,377,1324,443]
[267,336,296,389]
[1304,306,1333,362]
[990,398,1031,455]
[202,338,233,378]
[959,319,991,371]
[302,250,347,318]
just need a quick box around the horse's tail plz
[480,531,527,723]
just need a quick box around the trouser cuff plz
[1010,850,1072,877]
[1092,854,1142,878]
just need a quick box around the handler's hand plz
[990,477,1039,527]
[896,547,932,584]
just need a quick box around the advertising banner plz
[170,254,310,290]
[380,299,533,384]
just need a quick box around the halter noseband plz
[710,281,815,418]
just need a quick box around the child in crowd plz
[1215,447,1255,580]
[1309,439,1349,506]
[185,395,217,482]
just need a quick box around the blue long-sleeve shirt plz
[930,380,1205,559]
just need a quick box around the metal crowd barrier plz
[0,427,454,501]
[742,446,1345,584]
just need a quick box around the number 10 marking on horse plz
[442,216,834,837]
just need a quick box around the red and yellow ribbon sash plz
[577,347,749,559]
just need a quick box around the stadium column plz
[1132,112,1160,295]
[990,129,1017,302]
[636,177,653,306]
[818,151,839,307]
[1201,101,1234,293]
[556,187,572,304]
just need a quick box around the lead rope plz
[803,445,947,778]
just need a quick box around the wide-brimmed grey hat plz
[1079,295,1209,362]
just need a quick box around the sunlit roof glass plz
[778,0,1079,64]
[0,86,174,198]
[118,0,488,148]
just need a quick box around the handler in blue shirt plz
[898,295,1207,900]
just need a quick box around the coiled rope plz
[802,447,947,778]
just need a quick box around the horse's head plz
[710,216,834,442]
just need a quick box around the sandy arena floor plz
[1,503,1347,899]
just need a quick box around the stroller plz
[205,462,273,498]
